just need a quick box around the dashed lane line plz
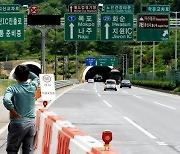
[124,116,157,139]
[133,95,143,99]
[153,101,176,110]
[103,100,112,108]
[97,93,101,97]
[0,124,8,135]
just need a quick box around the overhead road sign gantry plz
[27,15,61,25]
[104,4,134,13]
[64,13,97,41]
[0,4,20,12]
[101,13,133,41]
[0,13,24,41]
[101,4,134,41]
[137,14,169,42]
[141,5,170,14]
[68,4,98,13]
[97,57,118,67]
[86,57,96,66]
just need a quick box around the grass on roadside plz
[0,80,16,95]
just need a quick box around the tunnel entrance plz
[9,62,41,79]
[26,64,41,76]
[85,66,112,82]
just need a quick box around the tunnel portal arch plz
[9,61,41,79]
[83,66,113,82]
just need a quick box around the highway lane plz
[49,82,180,154]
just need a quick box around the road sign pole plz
[133,48,135,75]
[171,12,180,70]
[153,41,155,79]
[75,41,78,80]
[35,26,52,74]
[140,42,142,74]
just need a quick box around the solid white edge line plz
[123,91,128,94]
[153,101,176,110]
[47,84,81,108]
[157,142,167,146]
[103,100,112,108]
[0,123,8,135]
[124,116,157,139]
[133,95,142,99]
[98,93,101,97]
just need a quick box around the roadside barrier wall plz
[34,102,119,154]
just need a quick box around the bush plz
[132,80,176,90]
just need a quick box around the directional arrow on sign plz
[162,30,168,37]
[69,6,73,12]
[105,23,110,39]
[69,23,74,39]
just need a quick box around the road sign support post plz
[75,41,78,80]
[140,42,143,75]
[153,41,155,79]
[171,11,180,71]
[33,26,52,74]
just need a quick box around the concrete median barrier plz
[34,102,119,154]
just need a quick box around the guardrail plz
[55,79,79,89]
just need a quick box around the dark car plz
[120,80,131,88]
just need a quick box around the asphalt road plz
[48,82,180,154]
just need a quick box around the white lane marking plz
[124,116,157,139]
[94,82,97,90]
[133,95,143,99]
[133,86,180,100]
[157,142,167,146]
[103,100,112,108]
[0,123,8,135]
[123,91,128,94]
[47,84,80,108]
[98,93,101,97]
[153,101,176,110]
[95,90,98,93]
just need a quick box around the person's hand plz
[10,109,21,119]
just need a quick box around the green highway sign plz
[137,14,169,41]
[0,4,20,12]
[97,57,118,66]
[0,13,24,41]
[141,5,170,13]
[101,13,133,41]
[68,4,98,13]
[64,13,97,41]
[104,4,134,13]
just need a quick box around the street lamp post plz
[171,11,180,71]
[121,54,128,76]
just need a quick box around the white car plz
[104,79,117,91]
[88,79,94,83]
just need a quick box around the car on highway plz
[120,79,131,88]
[88,78,94,83]
[104,79,117,91]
